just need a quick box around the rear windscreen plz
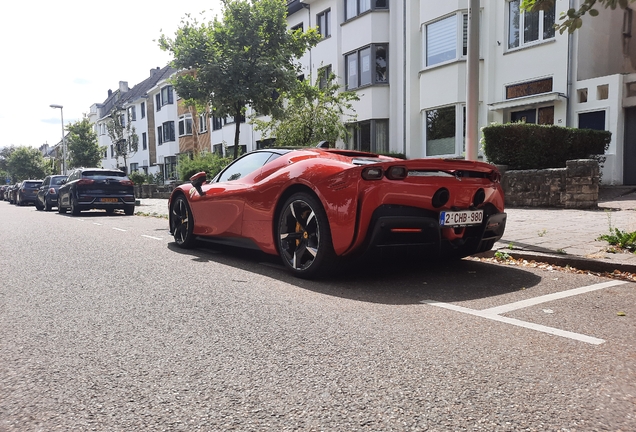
[83,171,126,178]
[24,182,42,188]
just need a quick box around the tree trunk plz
[233,113,241,160]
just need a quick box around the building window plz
[346,119,389,153]
[157,126,163,145]
[128,106,136,122]
[141,102,146,119]
[426,106,458,156]
[291,23,303,32]
[510,106,554,125]
[225,145,247,157]
[579,110,606,131]
[318,65,332,89]
[110,144,114,157]
[212,116,223,131]
[155,94,161,112]
[345,0,388,21]
[178,114,193,137]
[161,85,174,106]
[199,113,208,133]
[345,44,388,89]
[508,0,555,49]
[165,156,178,180]
[213,144,223,155]
[162,121,175,143]
[130,163,139,173]
[142,132,147,150]
[317,9,331,38]
[425,13,468,67]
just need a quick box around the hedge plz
[482,123,611,170]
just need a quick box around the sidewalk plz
[137,186,636,274]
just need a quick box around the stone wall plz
[500,159,599,209]
[134,184,178,199]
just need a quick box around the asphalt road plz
[1,203,635,431]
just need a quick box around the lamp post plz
[50,104,67,175]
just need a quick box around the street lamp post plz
[50,104,67,175]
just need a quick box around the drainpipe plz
[465,0,480,160]
[566,0,574,127]
[301,2,312,82]
[403,0,407,156]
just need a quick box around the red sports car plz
[168,148,506,278]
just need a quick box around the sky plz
[0,0,221,150]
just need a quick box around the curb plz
[475,249,636,274]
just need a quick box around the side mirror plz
[190,171,207,196]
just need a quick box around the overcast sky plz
[0,0,221,150]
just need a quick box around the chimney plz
[119,81,129,93]
[108,89,112,97]
[150,67,161,77]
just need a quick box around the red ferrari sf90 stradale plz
[168,148,507,278]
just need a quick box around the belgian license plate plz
[101,198,118,203]
[439,210,483,227]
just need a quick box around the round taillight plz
[432,188,450,208]
[386,166,408,180]
[473,188,486,207]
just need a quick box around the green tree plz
[159,0,321,159]
[66,115,102,168]
[6,146,51,181]
[0,145,17,178]
[253,71,359,147]
[106,109,139,173]
[522,0,636,34]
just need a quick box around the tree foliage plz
[6,146,51,181]
[177,152,232,181]
[66,115,102,168]
[522,0,636,34]
[159,0,321,159]
[252,71,359,147]
[106,109,139,172]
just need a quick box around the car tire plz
[277,192,336,279]
[105,208,115,214]
[58,203,67,214]
[170,195,196,248]
[124,205,135,216]
[44,197,52,212]
[35,199,43,211]
[70,196,81,216]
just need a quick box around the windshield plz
[51,176,66,185]
[23,182,42,188]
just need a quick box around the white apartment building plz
[88,1,636,185]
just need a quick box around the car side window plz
[218,152,275,182]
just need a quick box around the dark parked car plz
[8,182,21,204]
[0,184,10,201]
[35,175,68,211]
[16,180,43,206]
[58,168,135,216]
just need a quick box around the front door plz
[624,107,636,185]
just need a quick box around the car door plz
[38,176,51,204]
[59,170,76,207]
[190,152,276,236]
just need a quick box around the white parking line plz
[112,227,126,232]
[421,280,628,345]
[141,235,163,240]
[422,300,605,345]
[481,280,627,315]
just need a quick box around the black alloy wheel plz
[277,192,336,279]
[171,195,196,248]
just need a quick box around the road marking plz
[93,222,102,226]
[481,280,628,315]
[421,280,628,345]
[141,235,163,240]
[421,300,605,345]
[112,227,126,232]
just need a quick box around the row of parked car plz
[1,168,136,215]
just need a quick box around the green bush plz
[129,171,146,185]
[482,123,610,170]
[178,152,232,182]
